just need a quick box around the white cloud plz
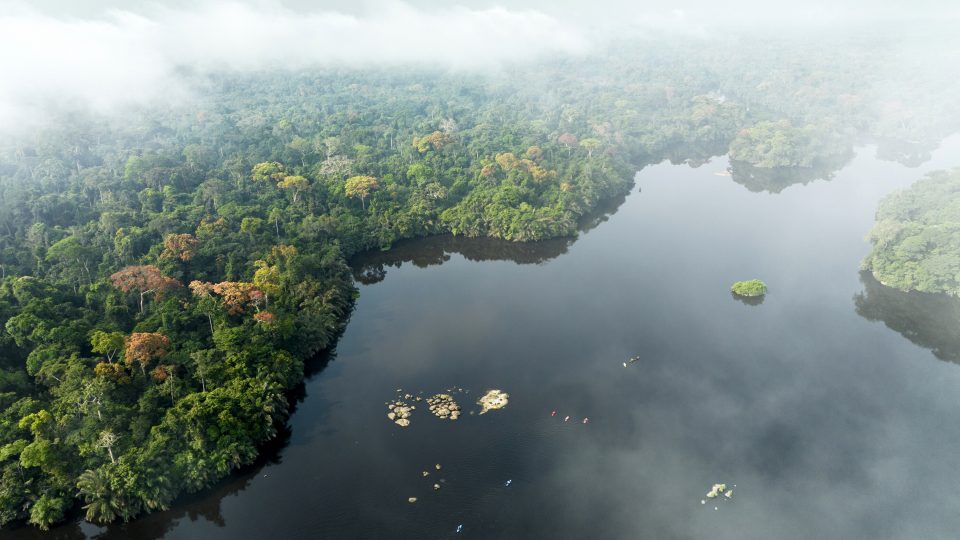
[0,0,592,128]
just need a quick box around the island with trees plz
[862,168,960,296]
[731,279,769,298]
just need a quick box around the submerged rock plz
[408,497,417,503]
[478,390,509,414]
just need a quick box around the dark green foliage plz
[863,169,960,296]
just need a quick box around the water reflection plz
[350,191,628,284]
[662,139,731,168]
[727,153,853,194]
[854,271,960,364]
[731,291,765,306]
[351,235,574,284]
[874,138,938,168]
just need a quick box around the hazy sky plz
[0,0,957,128]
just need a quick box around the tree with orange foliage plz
[161,233,199,262]
[125,333,170,376]
[110,265,181,314]
[253,311,276,325]
[413,131,451,154]
[480,164,497,178]
[210,282,264,314]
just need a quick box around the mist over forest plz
[0,0,958,536]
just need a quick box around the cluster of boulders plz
[387,387,509,426]
[427,394,461,420]
[706,483,733,499]
[387,399,415,427]
[478,389,509,414]
[701,483,734,508]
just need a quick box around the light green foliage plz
[731,279,768,297]
[90,330,125,362]
[863,169,960,296]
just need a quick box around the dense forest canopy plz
[0,30,958,530]
[863,169,960,296]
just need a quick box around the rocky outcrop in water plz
[478,389,509,414]
[387,399,415,427]
[427,394,461,420]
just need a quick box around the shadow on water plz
[350,190,629,284]
[662,138,731,168]
[874,138,940,168]
[727,152,854,194]
[854,271,960,364]
[731,291,766,306]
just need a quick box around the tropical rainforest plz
[863,168,960,296]
[0,33,957,530]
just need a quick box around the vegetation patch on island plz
[731,279,768,297]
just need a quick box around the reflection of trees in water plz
[663,139,731,168]
[351,191,629,285]
[728,152,853,194]
[351,235,574,284]
[731,291,765,306]
[874,138,937,168]
[854,271,960,364]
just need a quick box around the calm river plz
[15,136,960,539]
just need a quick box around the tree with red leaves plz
[125,333,170,376]
[558,133,579,155]
[110,265,181,314]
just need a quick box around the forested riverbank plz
[1,32,958,530]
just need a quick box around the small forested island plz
[731,279,768,297]
[862,169,960,296]
[0,28,957,531]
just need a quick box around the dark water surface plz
[14,138,960,539]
